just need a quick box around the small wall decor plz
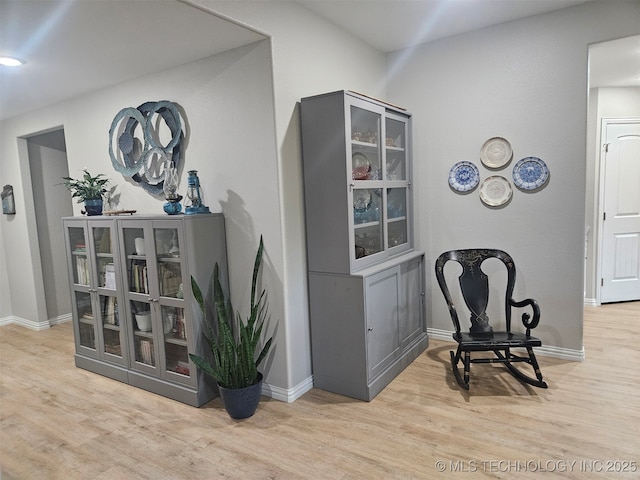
[448,161,480,193]
[1,185,15,214]
[109,101,185,196]
[512,156,550,191]
[479,175,512,207]
[480,136,513,169]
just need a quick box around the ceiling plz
[0,0,637,122]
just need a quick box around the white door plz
[600,119,640,303]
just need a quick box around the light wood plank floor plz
[1,302,639,479]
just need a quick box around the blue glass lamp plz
[163,162,183,215]
[184,170,210,215]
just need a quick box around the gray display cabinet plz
[63,214,228,407]
[301,90,428,401]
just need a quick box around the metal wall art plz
[109,101,185,196]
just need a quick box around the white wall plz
[196,0,387,394]
[386,0,640,356]
[585,86,640,303]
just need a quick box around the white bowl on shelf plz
[135,312,152,332]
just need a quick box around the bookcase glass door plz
[131,299,155,367]
[162,305,190,378]
[76,291,96,349]
[122,227,149,295]
[154,228,183,299]
[92,226,116,288]
[67,226,90,286]
[100,293,122,357]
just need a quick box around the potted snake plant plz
[189,236,273,419]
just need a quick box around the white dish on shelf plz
[135,312,152,332]
[479,175,512,207]
[480,137,513,169]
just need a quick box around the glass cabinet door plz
[353,188,384,259]
[348,100,412,267]
[386,187,409,249]
[66,225,96,351]
[350,105,381,181]
[153,226,192,384]
[121,225,156,371]
[385,116,407,181]
[90,224,126,363]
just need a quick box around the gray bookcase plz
[63,214,228,407]
[301,90,428,401]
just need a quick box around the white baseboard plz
[50,313,73,325]
[584,297,598,307]
[427,328,585,362]
[0,314,72,330]
[262,375,314,403]
[0,315,50,331]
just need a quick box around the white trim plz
[262,375,314,403]
[427,328,585,362]
[584,297,598,307]
[0,315,50,331]
[49,313,72,326]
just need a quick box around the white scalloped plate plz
[480,137,513,169]
[479,175,512,207]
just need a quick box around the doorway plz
[26,128,74,323]
[586,35,640,305]
[598,119,640,303]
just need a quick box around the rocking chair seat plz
[455,331,542,350]
[436,248,548,390]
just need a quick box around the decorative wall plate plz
[479,175,512,207]
[513,156,549,191]
[480,137,513,169]
[448,161,480,192]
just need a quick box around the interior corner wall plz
[585,86,640,303]
[386,0,640,354]
[196,0,388,393]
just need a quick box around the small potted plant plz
[189,236,273,419]
[62,169,110,216]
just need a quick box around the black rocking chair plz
[435,249,548,390]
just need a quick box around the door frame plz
[596,117,640,304]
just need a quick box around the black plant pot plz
[217,372,263,419]
[84,198,103,216]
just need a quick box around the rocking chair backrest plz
[435,249,516,336]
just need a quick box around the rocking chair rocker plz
[435,249,548,390]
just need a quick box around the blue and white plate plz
[449,161,480,192]
[512,157,549,191]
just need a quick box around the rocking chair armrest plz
[510,298,541,333]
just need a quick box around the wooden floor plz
[1,302,639,479]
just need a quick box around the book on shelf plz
[104,263,116,289]
[76,257,89,285]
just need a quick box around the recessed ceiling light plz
[0,57,26,67]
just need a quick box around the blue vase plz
[84,198,103,216]
[217,372,263,419]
